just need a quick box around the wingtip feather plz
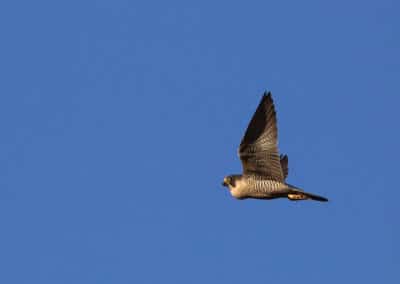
[263,91,272,97]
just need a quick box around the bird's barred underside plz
[246,175,287,193]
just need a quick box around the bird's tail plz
[287,188,328,202]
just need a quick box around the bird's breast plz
[229,179,249,199]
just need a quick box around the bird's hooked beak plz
[222,177,228,187]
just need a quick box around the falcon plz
[222,92,328,202]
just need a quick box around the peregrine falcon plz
[222,92,328,202]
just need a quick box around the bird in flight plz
[222,92,328,202]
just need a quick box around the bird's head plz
[222,175,236,188]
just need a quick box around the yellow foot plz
[288,193,308,201]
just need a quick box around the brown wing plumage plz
[238,92,285,181]
[280,154,289,180]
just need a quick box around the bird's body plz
[227,175,289,200]
[222,92,328,202]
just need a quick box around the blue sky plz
[0,0,399,283]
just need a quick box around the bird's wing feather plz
[238,93,284,181]
[280,154,289,180]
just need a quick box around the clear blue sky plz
[0,0,399,283]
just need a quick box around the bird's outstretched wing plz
[280,154,289,180]
[238,92,284,181]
